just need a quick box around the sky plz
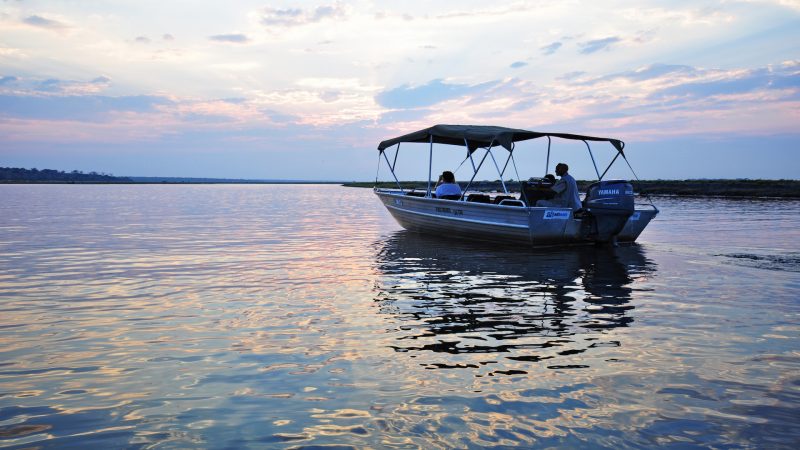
[0,0,798,181]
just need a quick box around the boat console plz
[520,178,556,206]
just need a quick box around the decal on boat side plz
[436,207,464,216]
[394,199,403,206]
[630,211,641,221]
[543,210,570,220]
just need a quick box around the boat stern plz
[617,208,658,242]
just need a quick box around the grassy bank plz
[344,179,800,198]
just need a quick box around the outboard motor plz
[581,180,635,243]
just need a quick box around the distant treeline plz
[345,179,800,198]
[3,166,797,197]
[622,179,799,198]
[0,167,132,183]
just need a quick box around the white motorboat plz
[373,125,658,246]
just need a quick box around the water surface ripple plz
[0,185,798,448]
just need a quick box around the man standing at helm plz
[536,163,582,210]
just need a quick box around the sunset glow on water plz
[1,184,798,448]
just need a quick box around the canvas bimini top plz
[377,124,625,155]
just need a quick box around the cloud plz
[0,46,23,59]
[162,34,174,41]
[375,79,499,109]
[4,76,112,95]
[535,62,800,142]
[369,60,799,145]
[558,71,586,81]
[209,33,250,43]
[377,108,433,125]
[433,4,541,20]
[579,37,621,54]
[262,7,303,26]
[582,64,698,85]
[35,79,63,92]
[260,3,345,27]
[462,78,535,106]
[313,4,343,20]
[650,67,800,99]
[510,61,527,69]
[22,15,68,30]
[541,42,562,55]
[261,109,296,124]
[615,64,697,81]
[318,91,340,102]
[0,94,173,120]
[134,36,151,44]
[219,97,248,104]
[508,98,540,111]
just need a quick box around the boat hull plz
[375,190,656,247]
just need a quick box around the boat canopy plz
[377,124,625,155]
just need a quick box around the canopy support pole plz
[381,149,404,192]
[488,149,508,194]
[391,143,400,172]
[453,153,469,174]
[584,140,601,179]
[622,154,658,211]
[500,142,514,181]
[460,141,494,200]
[545,136,551,174]
[599,151,620,181]
[511,152,521,188]
[375,150,381,186]
[464,138,477,172]
[448,138,472,178]
[426,135,434,198]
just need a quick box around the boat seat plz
[493,195,514,204]
[406,191,426,197]
[438,194,462,200]
[466,193,491,203]
[499,199,525,207]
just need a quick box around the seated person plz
[536,163,582,210]
[434,171,462,199]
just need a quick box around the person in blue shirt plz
[434,171,462,199]
[536,163,582,210]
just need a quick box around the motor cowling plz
[581,180,635,242]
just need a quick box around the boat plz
[373,124,658,246]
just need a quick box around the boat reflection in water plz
[373,231,656,372]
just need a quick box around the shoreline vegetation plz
[1,167,133,183]
[2,167,797,198]
[346,180,800,198]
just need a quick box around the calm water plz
[0,184,798,449]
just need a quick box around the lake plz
[1,184,798,449]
